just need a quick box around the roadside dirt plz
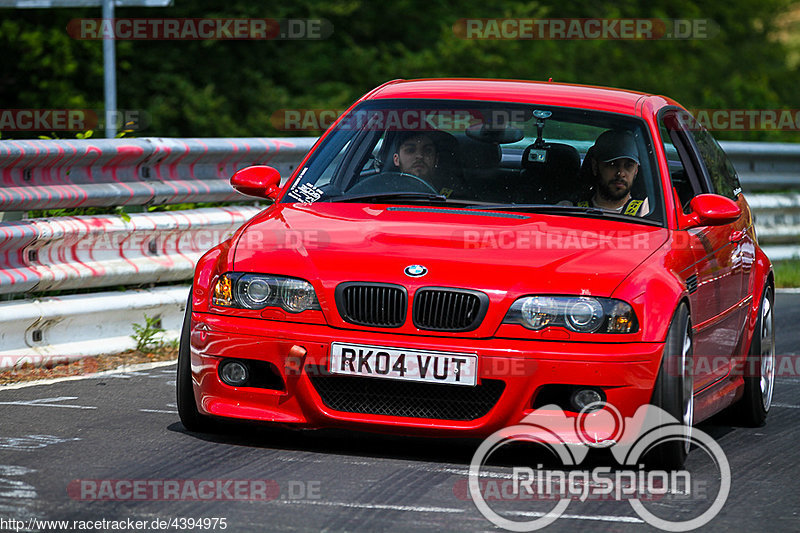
[0,348,177,385]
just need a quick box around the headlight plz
[278,278,318,312]
[504,296,638,334]
[212,273,321,313]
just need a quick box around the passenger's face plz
[393,135,437,179]
[594,158,639,201]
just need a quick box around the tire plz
[646,303,693,470]
[730,284,775,427]
[176,295,217,433]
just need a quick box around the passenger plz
[579,130,649,216]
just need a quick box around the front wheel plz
[730,284,775,426]
[646,303,693,469]
[176,295,218,433]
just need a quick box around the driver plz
[578,129,650,217]
[392,131,456,198]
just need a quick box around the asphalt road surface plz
[1,292,799,533]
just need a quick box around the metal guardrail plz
[746,193,800,261]
[0,137,798,368]
[0,285,188,367]
[720,141,800,191]
[0,137,317,211]
[0,206,260,295]
[0,138,791,213]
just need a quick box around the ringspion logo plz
[469,403,730,531]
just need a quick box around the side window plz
[658,110,706,213]
[685,125,742,200]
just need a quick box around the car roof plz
[366,78,662,115]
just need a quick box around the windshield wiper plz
[327,192,450,203]
[466,203,607,216]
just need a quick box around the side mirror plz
[685,194,742,227]
[230,166,282,200]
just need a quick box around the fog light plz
[219,360,249,387]
[571,388,604,411]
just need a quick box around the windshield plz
[282,99,663,224]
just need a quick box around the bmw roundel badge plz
[404,264,428,277]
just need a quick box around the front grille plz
[309,371,505,421]
[336,283,407,328]
[412,288,488,331]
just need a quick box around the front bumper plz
[190,312,664,439]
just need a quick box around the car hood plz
[232,203,669,298]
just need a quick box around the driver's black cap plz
[592,130,640,165]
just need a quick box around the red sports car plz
[177,79,774,467]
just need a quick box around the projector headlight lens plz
[565,297,605,333]
[236,276,273,309]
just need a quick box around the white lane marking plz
[423,465,689,495]
[776,288,800,293]
[141,402,178,414]
[0,465,41,522]
[0,360,177,391]
[0,435,80,451]
[506,510,644,523]
[279,499,642,523]
[268,458,688,495]
[772,402,800,409]
[0,396,96,410]
[280,499,463,513]
[775,378,800,384]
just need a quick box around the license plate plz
[329,342,477,387]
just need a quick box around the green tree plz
[1,0,798,141]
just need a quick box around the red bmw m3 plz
[177,79,774,466]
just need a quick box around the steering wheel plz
[347,171,439,195]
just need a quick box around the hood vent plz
[686,274,698,294]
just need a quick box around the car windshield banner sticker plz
[287,183,323,203]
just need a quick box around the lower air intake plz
[308,370,505,421]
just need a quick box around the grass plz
[774,259,800,288]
